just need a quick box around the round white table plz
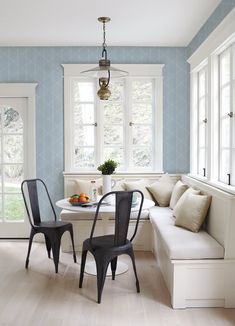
[56,196,155,276]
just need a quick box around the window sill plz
[188,174,235,195]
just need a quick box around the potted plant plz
[97,160,118,196]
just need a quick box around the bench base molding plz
[152,229,235,309]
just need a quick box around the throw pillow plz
[174,193,212,232]
[146,174,174,206]
[169,180,188,209]
[74,178,102,196]
[124,179,153,200]
[172,187,201,217]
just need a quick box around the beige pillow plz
[174,193,211,232]
[169,180,188,209]
[172,187,200,216]
[74,178,102,196]
[124,179,152,200]
[146,174,174,206]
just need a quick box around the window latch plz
[228,112,233,118]
[203,118,207,123]
[129,122,134,126]
[92,122,97,127]
[203,168,206,177]
[227,173,231,186]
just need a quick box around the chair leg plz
[25,228,36,269]
[69,227,77,263]
[79,249,88,288]
[51,237,61,273]
[128,248,140,293]
[44,234,51,258]
[110,257,117,280]
[96,258,110,304]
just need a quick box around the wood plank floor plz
[1,241,235,326]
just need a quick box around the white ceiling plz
[0,0,221,46]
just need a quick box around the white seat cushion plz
[149,206,224,260]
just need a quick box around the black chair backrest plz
[90,190,144,246]
[21,179,56,226]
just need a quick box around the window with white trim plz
[63,64,163,172]
[191,63,208,177]
[218,45,235,186]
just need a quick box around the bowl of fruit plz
[68,193,90,206]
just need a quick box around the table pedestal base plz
[85,261,128,276]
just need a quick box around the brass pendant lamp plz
[81,17,128,100]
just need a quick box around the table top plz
[56,197,155,213]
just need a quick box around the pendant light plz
[81,17,128,100]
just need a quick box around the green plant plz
[97,159,118,175]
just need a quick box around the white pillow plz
[174,193,211,232]
[124,179,152,200]
[74,178,102,196]
[146,174,174,206]
[172,187,200,216]
[169,180,188,209]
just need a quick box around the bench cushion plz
[149,206,224,260]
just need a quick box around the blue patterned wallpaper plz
[0,46,189,203]
[188,0,235,57]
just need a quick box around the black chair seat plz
[79,190,144,303]
[35,221,72,229]
[21,179,77,273]
[83,235,131,251]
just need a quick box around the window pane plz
[199,123,206,147]
[4,194,24,221]
[221,86,230,116]
[73,81,94,102]
[199,98,206,121]
[74,104,94,124]
[3,135,23,163]
[74,147,95,168]
[132,125,152,145]
[198,148,205,175]
[132,103,152,123]
[3,108,23,133]
[4,165,23,193]
[0,196,2,218]
[104,103,123,124]
[104,126,123,145]
[74,126,94,146]
[199,71,206,97]
[221,117,230,147]
[132,148,152,168]
[231,149,235,186]
[104,147,124,167]
[108,81,124,101]
[132,81,153,102]
[220,52,230,85]
[220,149,230,183]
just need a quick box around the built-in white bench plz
[60,173,235,309]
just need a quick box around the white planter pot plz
[102,175,116,203]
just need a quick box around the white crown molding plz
[188,8,235,69]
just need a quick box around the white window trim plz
[0,83,37,178]
[62,64,164,173]
[188,8,235,194]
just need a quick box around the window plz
[63,64,163,172]
[189,23,235,191]
[218,45,235,185]
[191,62,209,178]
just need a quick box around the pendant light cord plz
[102,21,108,60]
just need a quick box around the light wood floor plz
[1,241,235,326]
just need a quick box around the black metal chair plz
[21,178,77,273]
[79,190,144,303]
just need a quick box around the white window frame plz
[63,64,164,173]
[188,7,235,194]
